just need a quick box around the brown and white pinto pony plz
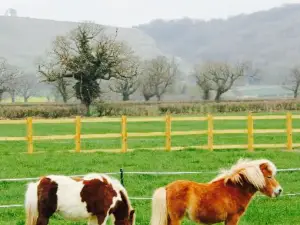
[150,158,282,225]
[24,173,135,225]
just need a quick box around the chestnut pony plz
[24,173,135,225]
[150,158,282,225]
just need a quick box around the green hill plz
[136,4,300,84]
[0,16,165,73]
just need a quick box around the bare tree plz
[192,63,213,100]
[141,56,179,101]
[38,58,74,103]
[194,61,249,102]
[109,64,140,101]
[282,66,300,98]
[0,58,19,102]
[16,75,39,102]
[108,47,141,101]
[6,77,20,102]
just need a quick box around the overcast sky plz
[1,0,299,27]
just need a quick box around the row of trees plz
[2,22,300,106]
[191,61,258,101]
[191,61,300,101]
[0,58,38,102]
[38,22,180,114]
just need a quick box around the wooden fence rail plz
[0,112,299,154]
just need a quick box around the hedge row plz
[0,104,85,119]
[0,100,300,119]
[95,100,300,116]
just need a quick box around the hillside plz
[136,4,300,84]
[0,16,165,73]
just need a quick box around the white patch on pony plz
[46,175,91,220]
[210,158,277,190]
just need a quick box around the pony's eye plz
[267,176,272,179]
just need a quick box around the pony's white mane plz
[210,158,277,189]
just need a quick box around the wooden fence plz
[0,112,299,154]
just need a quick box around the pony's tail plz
[150,187,168,225]
[25,182,38,225]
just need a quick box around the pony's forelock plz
[210,158,277,189]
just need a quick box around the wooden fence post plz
[247,112,254,151]
[27,117,33,154]
[75,116,81,153]
[121,115,127,153]
[207,114,213,151]
[286,112,293,151]
[165,112,171,151]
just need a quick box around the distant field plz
[2,96,50,103]
[0,112,300,225]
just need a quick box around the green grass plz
[0,112,300,224]
[0,111,300,154]
[0,150,300,225]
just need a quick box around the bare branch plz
[109,55,141,101]
[0,58,19,88]
[141,56,179,101]
[194,61,248,101]
[282,66,300,98]
[16,75,39,102]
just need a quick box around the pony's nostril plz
[279,189,282,193]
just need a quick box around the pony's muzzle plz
[274,186,283,197]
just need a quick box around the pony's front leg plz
[36,216,50,225]
[88,216,98,225]
[225,214,241,225]
[88,214,108,225]
[88,215,107,225]
[168,217,182,225]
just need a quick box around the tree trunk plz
[203,89,210,100]
[294,89,298,99]
[24,96,29,103]
[215,91,222,102]
[122,93,129,101]
[62,94,68,103]
[11,91,16,103]
[156,95,161,101]
[0,90,4,102]
[84,103,91,116]
[144,95,151,101]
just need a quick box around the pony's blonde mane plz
[210,158,277,189]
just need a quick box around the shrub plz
[0,104,85,119]
[1,99,300,119]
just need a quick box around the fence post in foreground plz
[75,116,81,153]
[286,112,293,151]
[120,168,124,187]
[207,114,213,151]
[27,117,33,154]
[247,112,254,151]
[121,115,127,153]
[165,112,171,151]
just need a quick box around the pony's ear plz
[259,163,269,171]
[129,209,135,222]
[130,209,135,217]
[259,162,272,176]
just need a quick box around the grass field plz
[0,112,300,224]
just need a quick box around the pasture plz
[0,112,300,224]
